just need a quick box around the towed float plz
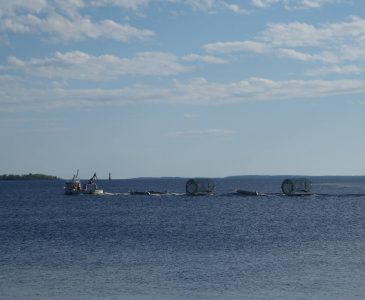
[281,178,312,196]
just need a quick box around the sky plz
[1,0,365,179]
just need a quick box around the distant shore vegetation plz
[0,173,60,180]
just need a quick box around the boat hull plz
[64,189,104,195]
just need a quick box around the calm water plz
[1,177,365,300]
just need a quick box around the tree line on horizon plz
[0,173,60,180]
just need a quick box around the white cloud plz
[221,2,247,14]
[204,40,342,64]
[278,48,315,61]
[2,77,365,111]
[181,54,228,64]
[0,0,247,15]
[91,0,149,10]
[251,0,347,9]
[169,0,246,14]
[0,0,154,42]
[278,48,340,63]
[203,16,365,70]
[3,51,191,80]
[263,16,365,65]
[204,41,270,54]
[262,22,321,47]
[52,0,85,17]
[0,0,49,16]
[293,0,347,9]
[299,0,323,8]
[1,13,154,41]
[0,0,148,16]
[188,0,217,10]
[251,0,280,8]
[262,16,365,48]
[205,17,365,53]
[341,43,365,62]
[305,65,364,76]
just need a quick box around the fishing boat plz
[64,170,83,195]
[84,173,104,195]
[64,171,103,195]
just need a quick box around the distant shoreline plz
[1,174,365,181]
[0,173,60,180]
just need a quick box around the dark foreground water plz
[1,177,365,300]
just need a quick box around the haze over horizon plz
[1,0,365,179]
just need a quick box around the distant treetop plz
[0,173,60,180]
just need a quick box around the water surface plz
[1,177,365,299]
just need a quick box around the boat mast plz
[72,169,79,180]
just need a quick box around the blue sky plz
[1,0,365,179]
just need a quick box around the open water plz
[1,176,365,300]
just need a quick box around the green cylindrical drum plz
[281,178,311,195]
[186,178,215,195]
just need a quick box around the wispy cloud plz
[1,14,154,42]
[204,41,270,54]
[0,1,154,42]
[305,65,365,76]
[2,77,365,111]
[206,16,365,51]
[0,0,348,44]
[167,129,234,138]
[168,0,247,14]
[184,113,200,119]
[220,2,247,14]
[0,0,149,16]
[3,51,191,80]
[203,16,365,70]
[278,48,340,63]
[91,0,149,10]
[261,16,365,48]
[251,0,281,8]
[251,0,347,10]
[0,1,49,16]
[181,54,228,64]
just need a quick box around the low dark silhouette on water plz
[0,173,60,180]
